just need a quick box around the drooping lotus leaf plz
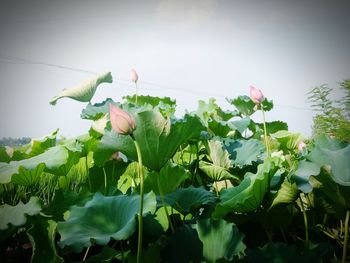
[124,95,176,117]
[308,135,350,186]
[25,129,58,158]
[0,145,80,184]
[144,162,190,195]
[293,160,321,193]
[50,71,112,105]
[270,179,299,208]
[229,117,251,135]
[0,146,12,163]
[57,192,157,252]
[225,139,265,167]
[254,121,289,136]
[194,218,246,262]
[205,139,232,168]
[227,96,256,117]
[0,196,42,230]
[161,225,203,263]
[81,98,117,120]
[199,161,239,181]
[27,219,64,263]
[207,119,231,137]
[227,95,273,116]
[163,186,218,216]
[42,189,93,221]
[213,158,275,217]
[271,130,304,151]
[95,110,205,171]
[11,163,45,186]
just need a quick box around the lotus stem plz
[157,173,175,233]
[299,195,309,248]
[135,82,138,105]
[134,140,144,263]
[103,167,107,195]
[261,107,270,156]
[82,246,90,261]
[342,210,350,263]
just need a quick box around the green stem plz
[85,156,92,190]
[135,82,138,105]
[299,196,309,248]
[134,140,144,263]
[261,107,270,156]
[342,210,350,263]
[157,173,175,233]
[82,246,90,261]
[103,167,107,195]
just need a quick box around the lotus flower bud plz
[131,69,138,83]
[249,85,265,104]
[297,141,307,152]
[109,104,136,135]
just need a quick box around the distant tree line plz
[0,137,31,147]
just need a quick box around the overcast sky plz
[0,0,349,139]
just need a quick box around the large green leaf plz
[194,218,246,262]
[57,192,157,252]
[0,197,42,230]
[225,139,265,167]
[293,160,321,193]
[230,117,251,135]
[124,95,176,117]
[25,129,58,157]
[161,225,203,263]
[144,162,190,195]
[81,98,116,120]
[308,136,350,186]
[27,218,63,263]
[227,96,256,116]
[163,186,217,216]
[271,130,304,151]
[270,179,299,208]
[213,159,274,217]
[95,110,205,171]
[205,139,232,168]
[50,71,112,105]
[11,163,45,186]
[0,145,80,184]
[199,161,239,181]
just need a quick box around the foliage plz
[0,74,349,262]
[308,80,350,142]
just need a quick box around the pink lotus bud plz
[130,69,138,83]
[249,85,265,104]
[298,141,307,152]
[109,104,136,135]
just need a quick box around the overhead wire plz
[0,53,313,111]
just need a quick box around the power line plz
[0,53,313,111]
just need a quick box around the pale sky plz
[0,0,349,138]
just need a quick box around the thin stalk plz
[82,246,90,261]
[342,210,350,263]
[261,107,270,155]
[157,174,175,233]
[214,182,219,196]
[103,167,107,195]
[299,196,309,248]
[85,157,92,190]
[134,140,144,263]
[135,83,138,105]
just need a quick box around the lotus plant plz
[249,85,270,155]
[131,69,139,104]
[109,104,144,263]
